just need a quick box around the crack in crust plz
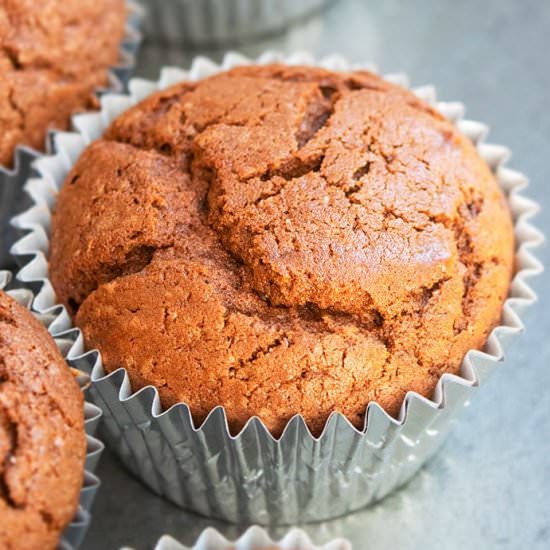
[50,64,515,436]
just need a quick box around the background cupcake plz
[0,0,127,166]
[0,0,142,269]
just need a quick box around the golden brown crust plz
[0,0,127,166]
[0,291,86,550]
[50,65,515,436]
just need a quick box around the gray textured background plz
[84,0,549,548]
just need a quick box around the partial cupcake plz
[0,290,86,549]
[49,64,515,437]
[0,0,127,167]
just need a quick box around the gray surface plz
[84,0,550,548]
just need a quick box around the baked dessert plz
[0,0,127,166]
[0,290,86,549]
[49,65,515,436]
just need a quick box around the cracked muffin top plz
[0,291,86,549]
[50,65,514,436]
[0,0,126,166]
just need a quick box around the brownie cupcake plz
[0,0,127,166]
[49,64,514,437]
[0,289,86,549]
[0,0,137,270]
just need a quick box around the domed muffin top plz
[0,0,126,165]
[50,65,514,436]
[0,291,85,549]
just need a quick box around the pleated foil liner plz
[10,52,544,525]
[0,271,105,550]
[0,0,143,270]
[140,0,331,46]
[135,526,351,550]
[0,147,37,269]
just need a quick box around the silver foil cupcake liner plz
[0,0,143,270]
[0,148,37,270]
[0,271,105,550]
[10,52,544,525]
[135,527,351,550]
[140,0,331,46]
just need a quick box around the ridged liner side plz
[140,0,331,46]
[10,52,544,524]
[0,0,143,269]
[0,271,104,550]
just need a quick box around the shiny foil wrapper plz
[0,271,104,550]
[0,0,143,270]
[139,0,331,46]
[139,526,351,550]
[10,52,544,525]
[0,149,37,270]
